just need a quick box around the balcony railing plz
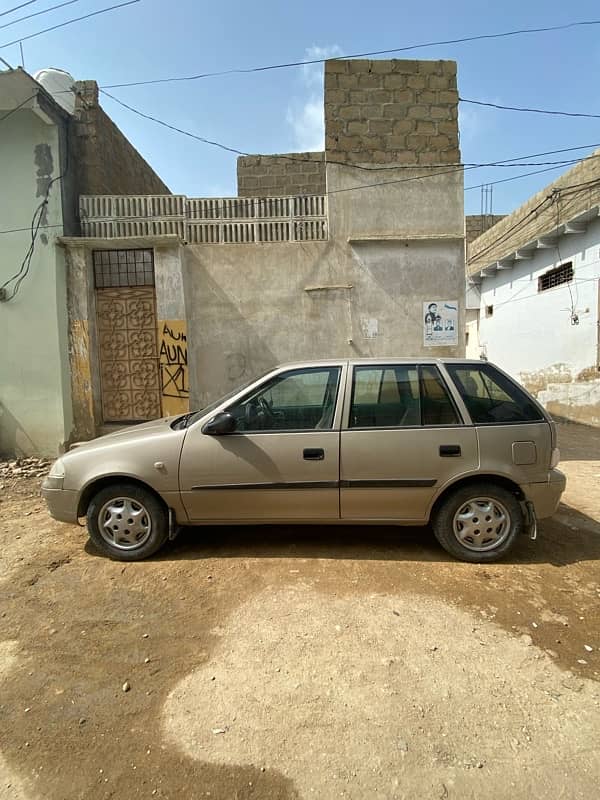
[79,194,328,244]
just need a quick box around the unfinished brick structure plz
[237,152,325,198]
[465,214,507,246]
[324,59,460,166]
[70,81,170,196]
[236,58,461,196]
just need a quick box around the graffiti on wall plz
[158,320,189,415]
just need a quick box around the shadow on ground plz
[83,503,600,567]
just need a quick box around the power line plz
[465,161,586,192]
[100,89,248,156]
[467,176,600,264]
[0,0,42,19]
[100,90,600,175]
[460,97,600,120]
[1,155,597,239]
[0,222,63,236]
[100,19,600,90]
[0,0,140,50]
[468,195,553,264]
[0,0,84,32]
[0,92,37,123]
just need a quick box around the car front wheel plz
[432,482,523,563]
[87,483,169,561]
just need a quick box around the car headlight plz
[49,459,65,478]
[44,458,65,489]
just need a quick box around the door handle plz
[440,444,461,457]
[303,448,324,461]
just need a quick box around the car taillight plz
[550,448,560,469]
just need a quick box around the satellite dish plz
[33,68,76,115]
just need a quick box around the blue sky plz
[3,0,600,214]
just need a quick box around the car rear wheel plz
[87,483,169,561]
[432,482,523,563]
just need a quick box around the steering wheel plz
[258,396,274,418]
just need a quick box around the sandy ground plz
[0,421,598,799]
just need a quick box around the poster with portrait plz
[423,300,458,347]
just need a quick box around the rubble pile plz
[0,457,51,480]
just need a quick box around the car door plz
[340,363,479,521]
[179,364,345,521]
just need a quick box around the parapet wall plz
[237,152,325,197]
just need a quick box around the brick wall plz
[71,81,170,196]
[324,59,460,165]
[465,214,507,246]
[237,152,325,197]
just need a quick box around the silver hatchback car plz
[43,358,565,563]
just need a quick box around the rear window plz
[447,364,544,424]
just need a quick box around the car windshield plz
[170,372,266,429]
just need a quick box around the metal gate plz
[94,249,161,422]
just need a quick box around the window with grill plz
[93,249,155,288]
[538,262,573,293]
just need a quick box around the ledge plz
[58,234,184,248]
[348,233,464,243]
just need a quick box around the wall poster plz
[423,300,458,347]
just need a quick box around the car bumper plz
[41,484,79,524]
[522,468,566,519]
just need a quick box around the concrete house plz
[2,58,468,455]
[60,58,466,449]
[0,68,168,456]
[466,150,600,427]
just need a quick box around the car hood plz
[69,417,177,453]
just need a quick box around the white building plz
[466,151,600,427]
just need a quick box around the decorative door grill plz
[94,250,161,422]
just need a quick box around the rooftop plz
[467,148,600,280]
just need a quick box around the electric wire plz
[468,195,554,264]
[459,97,600,120]
[0,0,140,50]
[467,176,600,265]
[99,89,600,176]
[0,0,84,32]
[100,19,600,89]
[0,91,37,123]
[0,129,70,301]
[0,152,598,238]
[552,193,579,323]
[0,0,42,19]
[464,162,582,191]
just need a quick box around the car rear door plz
[340,363,479,521]
[444,362,554,485]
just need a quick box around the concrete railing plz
[79,194,328,243]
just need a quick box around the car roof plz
[274,357,487,369]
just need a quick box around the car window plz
[447,364,544,424]
[350,365,460,428]
[420,366,460,425]
[228,367,341,432]
[350,365,421,427]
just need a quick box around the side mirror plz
[201,411,236,436]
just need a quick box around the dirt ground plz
[0,422,599,800]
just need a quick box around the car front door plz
[340,363,479,521]
[179,365,345,521]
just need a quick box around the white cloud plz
[287,44,343,152]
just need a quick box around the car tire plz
[87,483,169,561]
[432,482,523,563]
